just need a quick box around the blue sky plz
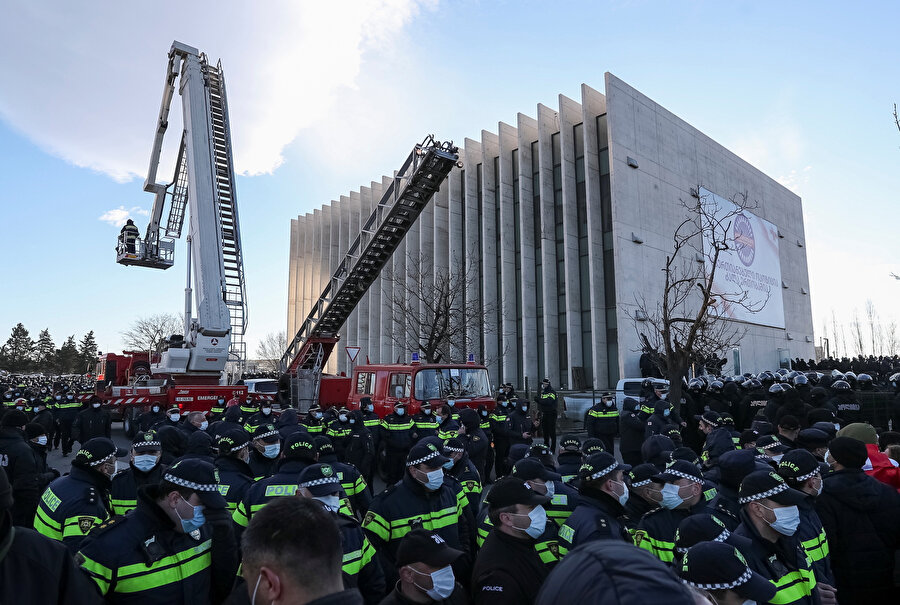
[1,1,899,360]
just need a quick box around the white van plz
[614,378,669,410]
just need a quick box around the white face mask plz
[411,564,456,600]
[262,407,272,415]
[92,403,101,409]
[771,454,784,463]
[418,467,444,490]
[199,420,209,431]
[313,495,341,513]
[338,414,347,422]
[133,454,159,472]
[511,505,547,539]
[170,413,181,422]
[36,435,48,446]
[610,480,629,506]
[544,481,555,498]
[152,406,160,413]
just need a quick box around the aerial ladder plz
[116,41,248,380]
[280,136,461,409]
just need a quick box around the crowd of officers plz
[1,371,900,604]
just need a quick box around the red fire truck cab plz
[342,362,495,417]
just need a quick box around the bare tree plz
[384,252,500,363]
[255,331,287,373]
[865,299,880,355]
[632,190,766,406]
[121,313,182,353]
[886,321,898,356]
[851,308,865,356]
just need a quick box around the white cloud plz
[0,1,433,182]
[776,165,812,194]
[99,205,149,227]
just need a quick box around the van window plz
[356,372,376,395]
[623,382,641,396]
[389,373,411,399]
[413,368,492,400]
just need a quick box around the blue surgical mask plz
[447,400,455,407]
[418,467,444,490]
[443,459,454,470]
[660,483,685,509]
[395,408,405,417]
[411,564,456,600]
[512,505,547,539]
[263,443,280,459]
[313,495,341,513]
[133,454,158,472]
[177,496,205,535]
[663,409,671,417]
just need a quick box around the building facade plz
[287,73,815,390]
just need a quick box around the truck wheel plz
[123,408,136,438]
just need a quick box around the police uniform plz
[243,407,276,435]
[247,424,281,480]
[489,401,511,478]
[34,439,121,552]
[536,382,558,453]
[212,429,254,514]
[412,408,439,441]
[557,453,629,549]
[109,432,166,515]
[584,398,619,453]
[362,444,471,574]
[317,440,373,519]
[380,407,415,485]
[326,412,353,460]
[444,438,483,521]
[76,459,238,605]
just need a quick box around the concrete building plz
[287,73,814,390]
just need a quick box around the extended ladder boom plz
[281,136,460,374]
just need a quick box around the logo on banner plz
[733,214,755,267]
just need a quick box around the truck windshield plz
[414,368,492,400]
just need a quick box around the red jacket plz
[863,443,900,491]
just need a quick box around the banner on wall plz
[700,187,785,329]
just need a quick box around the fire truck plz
[101,41,253,428]
[279,136,495,417]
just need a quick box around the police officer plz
[208,395,227,422]
[442,437,482,521]
[536,379,558,453]
[72,396,111,445]
[458,408,488,482]
[472,476,553,605]
[676,541,777,605]
[644,399,679,440]
[412,400,439,441]
[244,400,276,435]
[477,404,494,481]
[162,407,183,429]
[232,432,317,535]
[618,398,646,467]
[511,458,578,528]
[301,404,327,435]
[76,459,238,604]
[380,402,415,485]
[0,410,41,525]
[490,396,512,479]
[297,464,385,604]
[622,463,662,532]
[507,398,537,449]
[326,407,353,460]
[380,529,467,605]
[212,428,254,514]
[110,431,166,515]
[34,437,124,552]
[634,460,711,564]
[137,403,166,432]
[362,441,472,585]
[315,435,372,518]
[31,397,54,437]
[733,470,827,605]
[555,435,583,484]
[345,409,376,491]
[238,396,259,426]
[558,452,630,549]
[584,393,618,453]
[247,424,281,480]
[56,390,82,456]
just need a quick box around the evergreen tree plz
[55,335,80,374]
[35,328,56,371]
[78,330,98,372]
[2,323,34,373]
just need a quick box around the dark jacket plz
[73,406,112,442]
[0,426,41,526]
[0,510,104,605]
[378,581,468,605]
[505,409,536,446]
[618,401,646,456]
[213,455,255,514]
[815,468,900,603]
[76,484,237,605]
[110,461,167,515]
[137,409,166,432]
[584,401,618,437]
[558,488,628,549]
[31,408,56,436]
[555,451,582,484]
[345,411,375,479]
[34,465,111,553]
[472,528,549,605]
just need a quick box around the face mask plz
[437,415,446,424]
[36,435,48,446]
[411,564,456,601]
[338,414,347,422]
[481,410,488,417]
[217,399,224,405]
[812,476,823,497]
[511,505,547,539]
[134,454,158,472]
[418,467,444,490]
[176,495,206,535]
[262,407,272,415]
[170,413,181,422]
[313,495,341,513]
[313,412,323,420]
[500,401,508,408]
[395,408,405,416]
[611,480,629,506]
[349,418,356,425]
[833,423,840,431]
[447,400,455,407]
[762,504,801,536]
[198,420,209,431]
[67,396,74,401]
[33,407,41,413]
[771,454,784,463]
[262,443,280,459]
[660,483,685,509]
[423,409,432,415]
[365,405,373,413]
[442,459,455,470]
[55,395,62,401]
[521,405,528,412]
[663,409,671,417]
[544,481,555,498]
[15,406,24,412]
[152,406,160,413]
[605,400,614,407]
[251,573,265,605]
